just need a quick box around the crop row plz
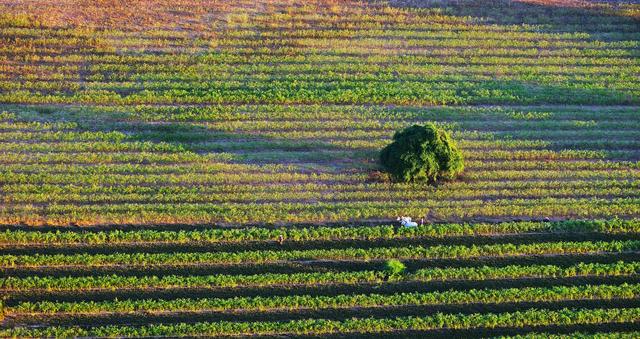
[2,82,635,105]
[1,135,638,153]
[1,190,637,208]
[6,42,638,56]
[2,128,638,144]
[15,57,638,73]
[3,169,637,186]
[2,307,639,337]
[1,219,636,246]
[3,197,637,225]
[17,219,640,244]
[211,37,639,50]
[9,34,640,51]
[42,33,633,51]
[2,19,634,38]
[3,183,637,206]
[3,127,637,144]
[59,77,636,93]
[4,139,638,155]
[1,116,629,134]
[7,283,639,315]
[9,55,639,73]
[4,161,637,177]
[1,146,640,167]
[4,25,636,43]
[5,104,638,123]
[3,118,640,134]
[9,44,637,60]
[500,332,640,339]
[0,142,637,160]
[7,58,639,77]
[2,240,638,267]
[3,261,638,292]
[8,55,638,75]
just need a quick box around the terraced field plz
[0,0,639,337]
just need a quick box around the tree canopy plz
[380,123,464,183]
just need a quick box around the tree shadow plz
[6,104,356,169]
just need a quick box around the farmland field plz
[0,0,639,337]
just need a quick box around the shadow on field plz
[16,104,354,167]
[388,0,640,37]
[385,0,640,109]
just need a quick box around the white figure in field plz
[397,216,418,228]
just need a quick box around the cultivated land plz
[0,0,639,337]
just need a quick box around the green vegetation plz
[0,219,638,246]
[9,284,640,315]
[380,123,464,183]
[384,259,407,276]
[2,308,639,337]
[4,261,639,292]
[0,0,638,336]
[2,240,638,267]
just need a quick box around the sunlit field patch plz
[0,0,638,336]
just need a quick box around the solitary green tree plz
[380,123,463,183]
